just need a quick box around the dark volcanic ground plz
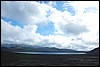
[1,51,99,66]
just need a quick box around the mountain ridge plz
[86,47,99,55]
[1,43,86,53]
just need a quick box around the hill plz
[86,47,99,56]
[1,43,85,53]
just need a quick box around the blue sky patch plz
[1,17,24,28]
[54,1,65,12]
[36,22,55,36]
[66,6,75,16]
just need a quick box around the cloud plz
[60,23,89,36]
[64,1,99,15]
[1,1,99,51]
[1,1,48,25]
[1,19,41,45]
[1,18,99,51]
[48,1,56,7]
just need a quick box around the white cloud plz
[1,19,41,45]
[1,1,48,25]
[1,18,99,51]
[1,1,99,51]
[48,1,99,50]
[65,1,99,15]
[48,1,56,7]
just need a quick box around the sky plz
[1,1,99,51]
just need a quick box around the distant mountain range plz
[1,43,86,53]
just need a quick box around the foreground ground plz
[1,51,99,66]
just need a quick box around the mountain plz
[86,47,99,55]
[1,43,40,51]
[1,43,86,53]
